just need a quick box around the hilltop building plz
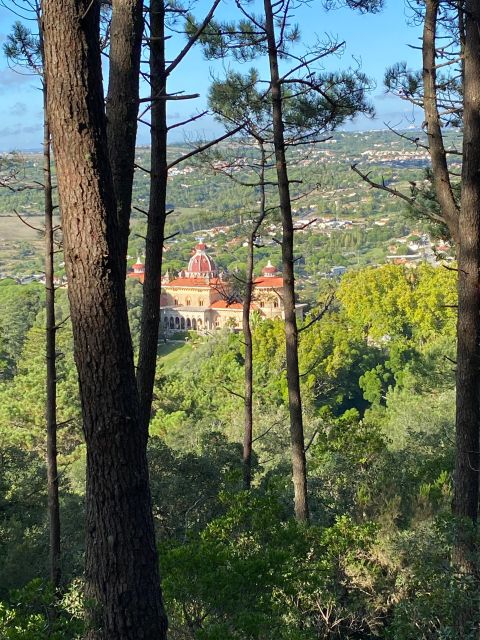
[128,242,306,332]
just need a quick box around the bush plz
[0,579,84,640]
[161,491,385,639]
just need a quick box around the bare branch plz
[14,209,45,233]
[294,218,317,231]
[167,124,243,171]
[304,429,319,453]
[167,110,208,131]
[54,315,71,331]
[298,294,334,334]
[134,163,151,174]
[221,385,245,400]
[138,92,200,103]
[280,43,344,82]
[252,419,285,443]
[165,0,221,77]
[351,163,447,226]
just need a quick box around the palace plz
[128,242,305,333]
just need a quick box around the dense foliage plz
[0,263,469,638]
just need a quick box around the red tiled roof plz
[253,277,284,288]
[127,272,144,282]
[165,277,222,288]
[210,300,243,310]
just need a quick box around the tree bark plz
[136,0,223,432]
[242,141,266,490]
[423,1,480,632]
[243,235,254,490]
[453,0,480,584]
[38,10,61,591]
[43,85,61,590]
[106,0,144,280]
[422,0,460,242]
[136,0,168,433]
[263,0,309,522]
[42,1,167,637]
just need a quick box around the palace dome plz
[261,260,278,277]
[185,243,218,277]
[132,258,145,273]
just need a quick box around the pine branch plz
[167,125,243,171]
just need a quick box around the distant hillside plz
[0,129,459,279]
[1,129,462,222]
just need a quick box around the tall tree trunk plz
[422,0,460,241]
[42,2,167,637]
[263,0,309,522]
[243,236,254,490]
[136,0,168,433]
[423,0,480,632]
[106,0,144,281]
[135,0,224,432]
[454,0,480,593]
[242,141,266,490]
[43,85,61,590]
[38,11,61,591]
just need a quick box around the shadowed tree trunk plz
[242,140,266,490]
[136,0,224,433]
[422,0,460,243]
[106,0,144,281]
[242,238,254,489]
[3,5,63,590]
[452,2,480,627]
[423,0,480,600]
[30,8,62,591]
[43,91,61,590]
[136,0,168,433]
[263,0,309,522]
[42,1,167,637]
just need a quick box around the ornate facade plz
[128,242,305,333]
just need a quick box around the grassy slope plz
[158,341,193,373]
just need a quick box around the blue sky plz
[0,0,423,150]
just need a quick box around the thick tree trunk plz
[42,2,167,637]
[136,0,168,433]
[423,0,480,632]
[43,88,61,590]
[263,0,309,522]
[453,0,480,599]
[106,0,144,280]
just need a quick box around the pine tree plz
[194,0,378,520]
[41,1,167,636]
